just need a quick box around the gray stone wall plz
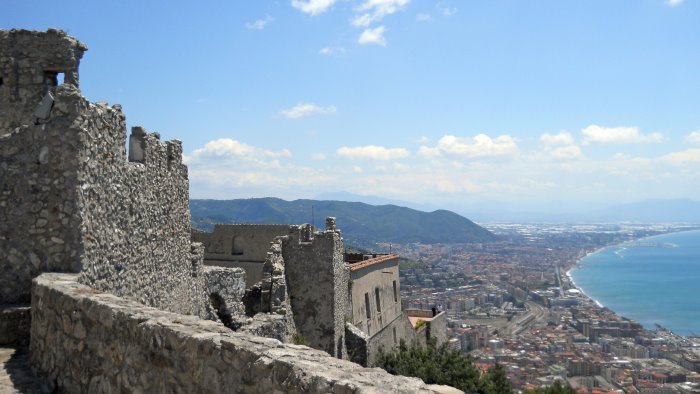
[0,28,220,321]
[426,311,448,345]
[194,224,293,262]
[0,306,31,345]
[349,257,402,337]
[202,266,246,319]
[30,273,453,393]
[75,112,203,315]
[0,29,86,132]
[1,88,85,305]
[366,313,417,366]
[405,310,448,346]
[282,225,348,359]
[194,225,295,287]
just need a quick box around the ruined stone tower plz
[0,29,216,336]
[0,29,86,131]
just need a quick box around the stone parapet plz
[0,305,31,346]
[30,273,452,393]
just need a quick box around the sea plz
[569,229,700,336]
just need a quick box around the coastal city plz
[5,1,700,392]
[387,223,700,394]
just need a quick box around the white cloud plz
[318,46,346,56]
[418,145,440,157]
[661,148,700,164]
[549,145,583,160]
[245,15,273,30]
[336,145,409,160]
[280,103,337,119]
[312,153,327,161]
[425,134,518,158]
[351,0,410,27]
[540,132,582,160]
[666,0,683,6]
[416,136,430,144]
[685,130,700,145]
[581,125,664,144]
[352,165,364,173]
[540,131,575,146]
[185,138,291,165]
[358,26,387,46]
[291,0,336,16]
[416,13,432,21]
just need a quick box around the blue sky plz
[4,0,700,214]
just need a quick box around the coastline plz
[564,228,700,338]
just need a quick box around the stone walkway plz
[0,347,44,393]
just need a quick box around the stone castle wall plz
[193,224,294,287]
[193,224,293,263]
[1,88,85,305]
[0,29,86,131]
[1,28,456,392]
[30,273,450,393]
[282,225,349,359]
[0,29,241,323]
[73,96,204,315]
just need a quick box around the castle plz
[0,29,453,393]
[193,222,447,365]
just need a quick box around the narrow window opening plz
[393,280,398,303]
[365,293,371,318]
[43,71,65,88]
[231,236,244,255]
[0,77,3,86]
[375,288,381,313]
[393,327,397,344]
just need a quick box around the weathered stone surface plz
[2,28,458,393]
[202,265,246,322]
[0,29,211,318]
[30,273,452,393]
[283,225,349,359]
[0,29,86,132]
[0,306,31,346]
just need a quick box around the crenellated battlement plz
[0,29,200,316]
[128,126,186,174]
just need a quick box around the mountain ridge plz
[190,197,497,248]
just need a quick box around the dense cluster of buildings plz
[390,223,700,394]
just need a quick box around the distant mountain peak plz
[190,197,497,248]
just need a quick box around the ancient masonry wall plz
[1,29,243,329]
[193,224,294,287]
[193,224,293,263]
[0,29,86,131]
[282,225,349,359]
[30,273,450,394]
[405,310,448,346]
[73,98,206,316]
[202,266,246,319]
[0,91,84,305]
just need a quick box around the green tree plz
[484,363,512,394]
[524,380,576,394]
[374,340,510,393]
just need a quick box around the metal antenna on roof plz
[311,204,315,230]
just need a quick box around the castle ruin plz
[194,220,447,366]
[0,29,455,393]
